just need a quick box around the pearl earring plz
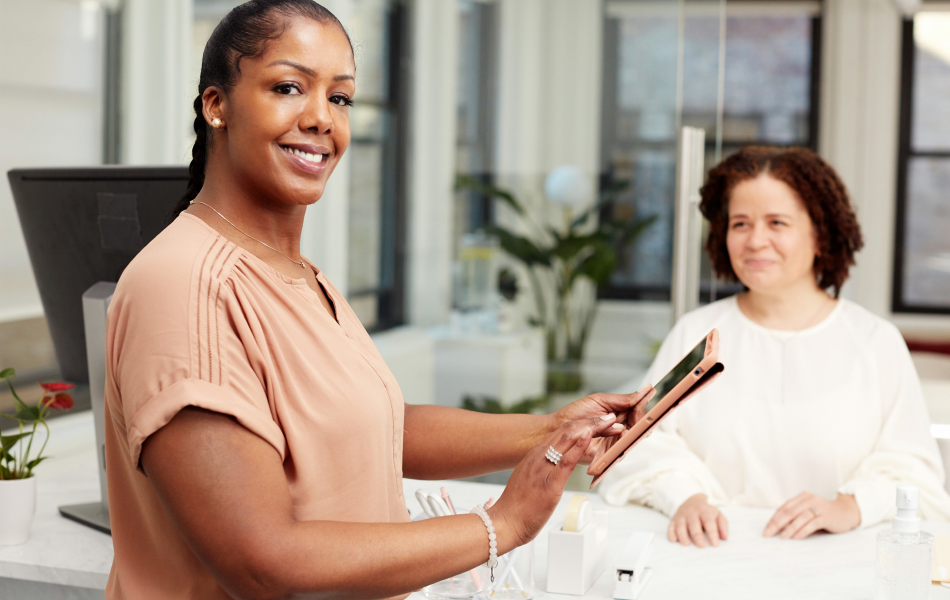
[211,118,223,128]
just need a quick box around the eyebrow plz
[266,59,354,81]
[728,213,792,220]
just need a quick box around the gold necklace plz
[190,200,306,269]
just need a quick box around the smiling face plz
[726,174,820,295]
[203,16,355,208]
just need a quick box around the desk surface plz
[4,411,950,599]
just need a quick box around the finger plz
[701,513,720,547]
[676,519,691,546]
[792,516,824,540]
[780,510,816,540]
[550,415,617,453]
[591,385,653,415]
[717,512,729,541]
[687,515,707,548]
[765,492,818,536]
[668,520,677,543]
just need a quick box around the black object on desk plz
[8,166,189,534]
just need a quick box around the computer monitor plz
[8,166,189,533]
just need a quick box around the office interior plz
[1,0,950,597]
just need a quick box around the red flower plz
[40,382,75,393]
[43,393,73,410]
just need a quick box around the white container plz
[491,542,535,599]
[547,509,609,595]
[0,476,37,546]
[874,485,933,600]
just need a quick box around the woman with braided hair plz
[103,1,652,598]
[601,146,950,548]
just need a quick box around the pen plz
[440,487,456,515]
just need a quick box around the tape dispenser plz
[546,494,609,595]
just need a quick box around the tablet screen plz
[645,338,707,412]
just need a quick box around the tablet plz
[587,328,724,489]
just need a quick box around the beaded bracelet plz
[470,505,499,582]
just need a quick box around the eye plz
[274,82,302,96]
[330,94,353,107]
[730,221,747,230]
[770,219,787,227]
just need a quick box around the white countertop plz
[4,410,950,599]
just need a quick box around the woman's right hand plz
[488,414,620,548]
[668,493,729,548]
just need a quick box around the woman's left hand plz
[551,386,653,464]
[763,492,860,540]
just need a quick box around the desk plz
[3,411,950,599]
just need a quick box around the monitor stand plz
[59,282,115,535]
[59,501,111,535]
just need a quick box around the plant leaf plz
[572,245,617,285]
[1,432,31,452]
[619,214,659,245]
[485,226,551,267]
[25,456,48,470]
[0,368,15,380]
[13,402,41,423]
[454,174,525,215]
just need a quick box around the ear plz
[201,86,227,128]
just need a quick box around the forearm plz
[402,404,554,479]
[241,510,516,600]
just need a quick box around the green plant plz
[455,175,657,392]
[0,368,74,480]
[462,394,551,414]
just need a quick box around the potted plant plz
[455,174,656,394]
[0,368,74,545]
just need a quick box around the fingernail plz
[637,384,651,394]
[601,413,616,421]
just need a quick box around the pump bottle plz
[874,485,934,600]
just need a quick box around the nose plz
[301,94,333,134]
[746,222,769,249]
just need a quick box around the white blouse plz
[600,296,950,527]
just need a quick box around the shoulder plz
[835,299,907,351]
[112,214,235,319]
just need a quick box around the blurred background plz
[1,0,949,479]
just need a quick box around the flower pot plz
[0,476,37,546]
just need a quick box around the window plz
[599,1,821,301]
[454,0,499,246]
[345,0,409,331]
[893,9,950,314]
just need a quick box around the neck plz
[737,279,835,331]
[191,158,307,259]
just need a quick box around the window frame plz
[345,0,410,332]
[892,13,950,315]
[597,4,823,303]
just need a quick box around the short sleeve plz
[107,227,286,471]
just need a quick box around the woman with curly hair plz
[600,146,950,548]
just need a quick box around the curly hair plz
[699,146,864,298]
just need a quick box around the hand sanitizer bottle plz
[874,485,934,600]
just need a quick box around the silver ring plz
[810,507,818,517]
[545,446,562,465]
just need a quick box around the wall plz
[0,0,107,322]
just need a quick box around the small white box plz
[546,510,609,595]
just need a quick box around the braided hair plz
[169,0,353,223]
